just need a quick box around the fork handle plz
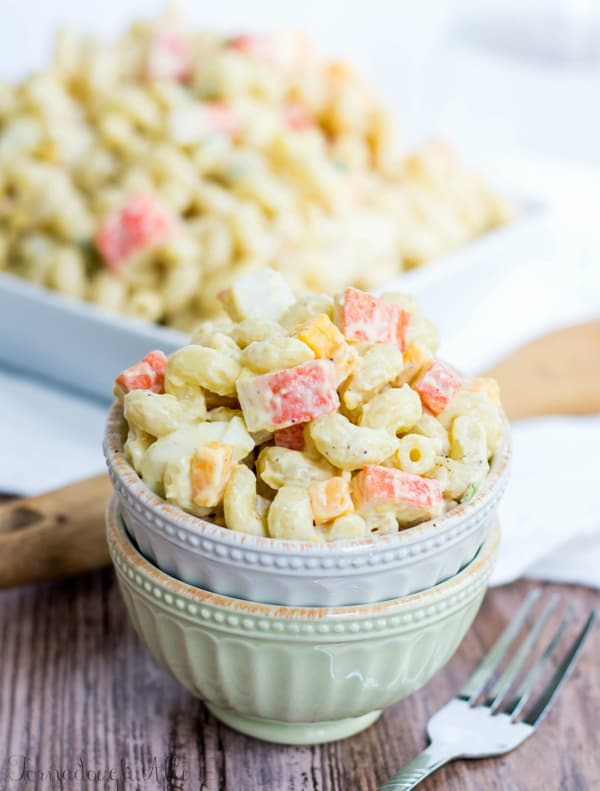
[378,743,458,790]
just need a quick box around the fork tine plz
[487,594,559,712]
[506,604,576,719]
[460,588,541,702]
[523,610,596,727]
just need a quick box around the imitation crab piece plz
[146,25,192,82]
[308,478,354,525]
[236,359,339,433]
[229,33,276,59]
[335,287,408,350]
[413,361,462,416]
[190,441,233,507]
[114,350,167,398]
[229,31,310,67]
[274,423,306,451]
[203,101,237,137]
[351,465,443,522]
[284,102,312,131]
[95,194,177,268]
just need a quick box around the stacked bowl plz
[104,402,509,745]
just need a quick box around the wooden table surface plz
[0,570,598,791]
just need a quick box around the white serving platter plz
[0,191,547,402]
[0,276,187,402]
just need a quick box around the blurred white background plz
[2,0,600,163]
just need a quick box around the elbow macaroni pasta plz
[0,12,513,330]
[257,446,336,489]
[123,391,182,437]
[117,272,505,541]
[241,336,315,373]
[342,343,404,411]
[393,434,437,476]
[359,384,422,434]
[268,485,317,541]
[223,465,267,537]
[309,413,397,471]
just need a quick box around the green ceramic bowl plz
[107,496,499,745]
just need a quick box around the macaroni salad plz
[0,12,512,330]
[115,270,505,541]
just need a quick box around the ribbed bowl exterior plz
[104,402,509,607]
[108,498,498,725]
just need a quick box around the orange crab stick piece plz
[413,361,461,416]
[309,478,354,525]
[230,31,310,66]
[335,288,408,350]
[191,441,233,507]
[229,33,275,59]
[146,25,192,82]
[351,465,443,521]
[284,102,312,131]
[236,359,339,433]
[114,350,168,398]
[274,423,306,451]
[204,101,237,137]
[95,194,177,269]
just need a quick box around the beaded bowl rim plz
[108,494,499,626]
[104,400,510,559]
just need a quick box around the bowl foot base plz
[206,704,382,745]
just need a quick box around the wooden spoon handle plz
[0,474,112,589]
[485,321,600,420]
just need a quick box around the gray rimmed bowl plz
[108,495,500,745]
[104,401,510,606]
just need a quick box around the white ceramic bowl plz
[104,401,510,606]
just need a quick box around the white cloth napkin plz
[494,415,600,587]
[0,368,106,494]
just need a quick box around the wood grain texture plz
[0,573,597,791]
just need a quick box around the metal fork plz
[379,589,596,790]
